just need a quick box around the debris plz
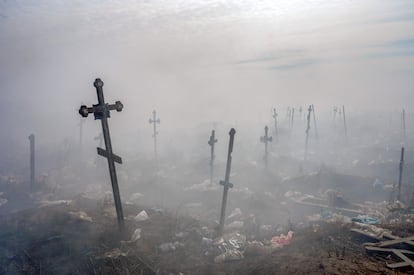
[131,228,141,241]
[202,237,213,246]
[271,231,294,247]
[134,210,149,222]
[68,211,93,222]
[214,249,244,263]
[227,208,242,220]
[227,220,244,230]
[351,215,379,225]
[38,200,72,207]
[158,242,184,253]
[100,248,128,259]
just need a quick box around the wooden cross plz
[79,78,125,228]
[208,130,218,184]
[260,126,272,168]
[149,110,160,157]
[218,128,236,236]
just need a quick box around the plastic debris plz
[134,210,149,222]
[227,220,244,230]
[351,215,379,225]
[68,211,93,222]
[38,200,72,207]
[131,228,141,241]
[271,231,294,247]
[103,248,127,259]
[227,208,242,220]
[214,249,244,263]
[158,242,184,253]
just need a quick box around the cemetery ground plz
[1,146,413,275]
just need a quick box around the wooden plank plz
[365,246,414,255]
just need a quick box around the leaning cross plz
[28,134,35,190]
[208,130,218,184]
[304,105,312,161]
[311,104,318,139]
[342,105,348,139]
[218,128,236,236]
[149,110,160,157]
[79,78,125,228]
[260,126,272,168]
[397,147,405,202]
[272,108,278,137]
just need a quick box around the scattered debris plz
[131,228,142,241]
[271,231,294,247]
[68,211,93,222]
[134,210,149,222]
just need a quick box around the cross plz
[342,105,347,139]
[291,107,295,130]
[149,110,160,157]
[401,108,406,145]
[299,106,303,121]
[218,128,236,236]
[260,126,272,168]
[304,105,312,161]
[397,147,405,202]
[311,104,318,139]
[208,130,218,184]
[333,106,338,122]
[28,134,35,190]
[272,108,278,137]
[78,78,125,228]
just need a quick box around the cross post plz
[397,147,405,202]
[149,110,160,158]
[260,126,272,168]
[208,130,218,184]
[342,105,347,139]
[305,105,312,161]
[272,108,278,137]
[28,134,35,190]
[79,78,125,228]
[312,104,318,139]
[218,128,236,236]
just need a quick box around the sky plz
[0,0,413,148]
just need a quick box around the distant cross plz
[272,108,278,137]
[218,128,236,236]
[401,109,406,145]
[299,106,303,121]
[311,104,318,139]
[260,126,272,168]
[333,106,338,122]
[291,107,295,130]
[208,130,218,184]
[78,109,85,150]
[397,147,405,202]
[79,78,125,228]
[149,110,160,157]
[304,105,312,161]
[28,134,35,190]
[286,107,291,122]
[342,105,348,139]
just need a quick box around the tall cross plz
[299,106,303,121]
[397,147,405,202]
[311,104,318,139]
[79,78,125,228]
[401,109,406,145]
[272,108,278,137]
[333,106,338,122]
[260,126,272,168]
[304,105,312,161]
[149,110,160,157]
[218,128,236,236]
[342,105,348,139]
[208,130,218,184]
[291,107,295,130]
[28,134,35,190]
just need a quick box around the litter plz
[227,208,242,220]
[131,228,141,241]
[68,211,93,222]
[271,231,294,247]
[134,210,149,222]
[351,215,379,225]
[214,249,244,263]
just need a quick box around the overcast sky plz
[0,0,413,146]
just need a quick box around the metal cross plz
[342,105,347,139]
[401,109,406,145]
[149,110,160,157]
[78,78,125,228]
[208,130,218,184]
[272,108,278,137]
[260,126,272,168]
[304,105,312,161]
[218,128,236,236]
[397,147,405,202]
[311,104,318,139]
[28,134,35,190]
[291,107,295,130]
